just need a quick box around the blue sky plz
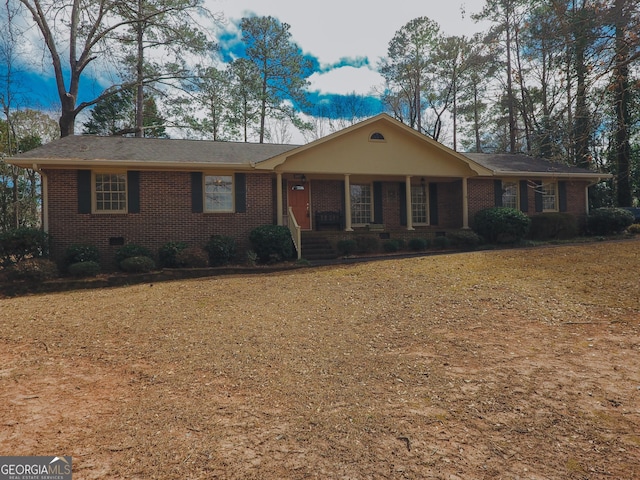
[4,0,487,131]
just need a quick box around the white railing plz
[287,206,302,259]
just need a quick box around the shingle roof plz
[12,135,299,166]
[11,133,607,179]
[463,152,599,176]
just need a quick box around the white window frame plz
[542,182,558,212]
[350,183,372,225]
[502,180,519,210]
[93,171,127,214]
[204,174,234,213]
[411,184,429,225]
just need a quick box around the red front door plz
[288,181,310,230]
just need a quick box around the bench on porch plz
[314,210,343,230]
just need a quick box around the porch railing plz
[287,206,302,259]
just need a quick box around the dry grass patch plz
[1,239,639,479]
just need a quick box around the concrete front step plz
[301,235,338,260]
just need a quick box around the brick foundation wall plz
[45,169,274,270]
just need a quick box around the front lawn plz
[1,239,639,478]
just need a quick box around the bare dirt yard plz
[1,239,639,479]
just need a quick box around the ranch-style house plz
[10,114,609,267]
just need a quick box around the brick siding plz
[45,170,591,270]
[468,178,589,224]
[45,169,274,270]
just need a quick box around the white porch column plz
[462,176,470,229]
[276,172,283,225]
[405,176,414,231]
[344,174,353,231]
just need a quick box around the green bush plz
[119,255,156,273]
[64,244,100,269]
[587,207,635,235]
[382,239,402,253]
[176,246,209,268]
[336,239,357,256]
[528,213,579,240]
[158,241,188,268]
[249,225,293,263]
[0,227,49,265]
[205,235,237,266]
[472,207,531,244]
[246,250,258,266]
[447,230,483,248]
[355,235,379,254]
[628,223,640,234]
[408,238,429,251]
[67,261,101,278]
[115,243,154,267]
[7,258,58,281]
[432,236,451,249]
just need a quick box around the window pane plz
[205,175,233,212]
[350,184,371,224]
[542,182,557,211]
[411,185,428,224]
[502,181,518,209]
[95,173,126,212]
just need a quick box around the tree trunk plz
[473,83,481,153]
[613,0,632,206]
[572,3,591,169]
[135,0,145,137]
[505,6,517,153]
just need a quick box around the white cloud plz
[210,0,488,65]
[308,66,383,96]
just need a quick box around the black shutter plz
[127,171,140,213]
[77,170,92,214]
[429,183,439,225]
[494,179,503,207]
[399,182,407,226]
[534,181,543,212]
[191,172,203,213]
[373,181,383,223]
[558,181,567,212]
[235,173,246,213]
[519,180,528,212]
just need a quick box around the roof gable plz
[256,114,493,177]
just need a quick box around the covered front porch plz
[276,175,470,259]
[253,114,494,259]
[275,173,472,231]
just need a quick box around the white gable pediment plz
[256,114,492,178]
